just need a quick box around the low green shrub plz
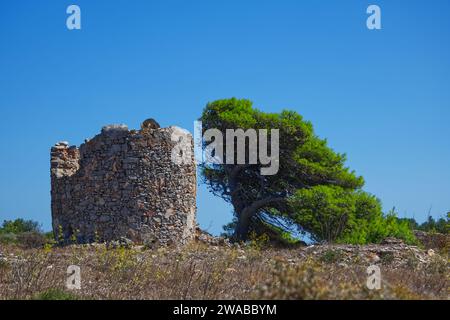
[0,219,51,248]
[0,219,42,234]
[33,288,80,300]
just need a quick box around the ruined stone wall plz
[50,120,196,246]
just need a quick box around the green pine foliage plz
[289,186,416,244]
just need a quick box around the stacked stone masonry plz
[50,119,196,246]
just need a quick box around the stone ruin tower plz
[50,119,196,246]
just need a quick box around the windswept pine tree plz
[200,98,414,243]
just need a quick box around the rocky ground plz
[0,234,448,300]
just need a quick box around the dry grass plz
[0,242,448,300]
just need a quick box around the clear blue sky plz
[1,0,449,234]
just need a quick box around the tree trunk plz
[233,207,253,241]
[232,197,285,241]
